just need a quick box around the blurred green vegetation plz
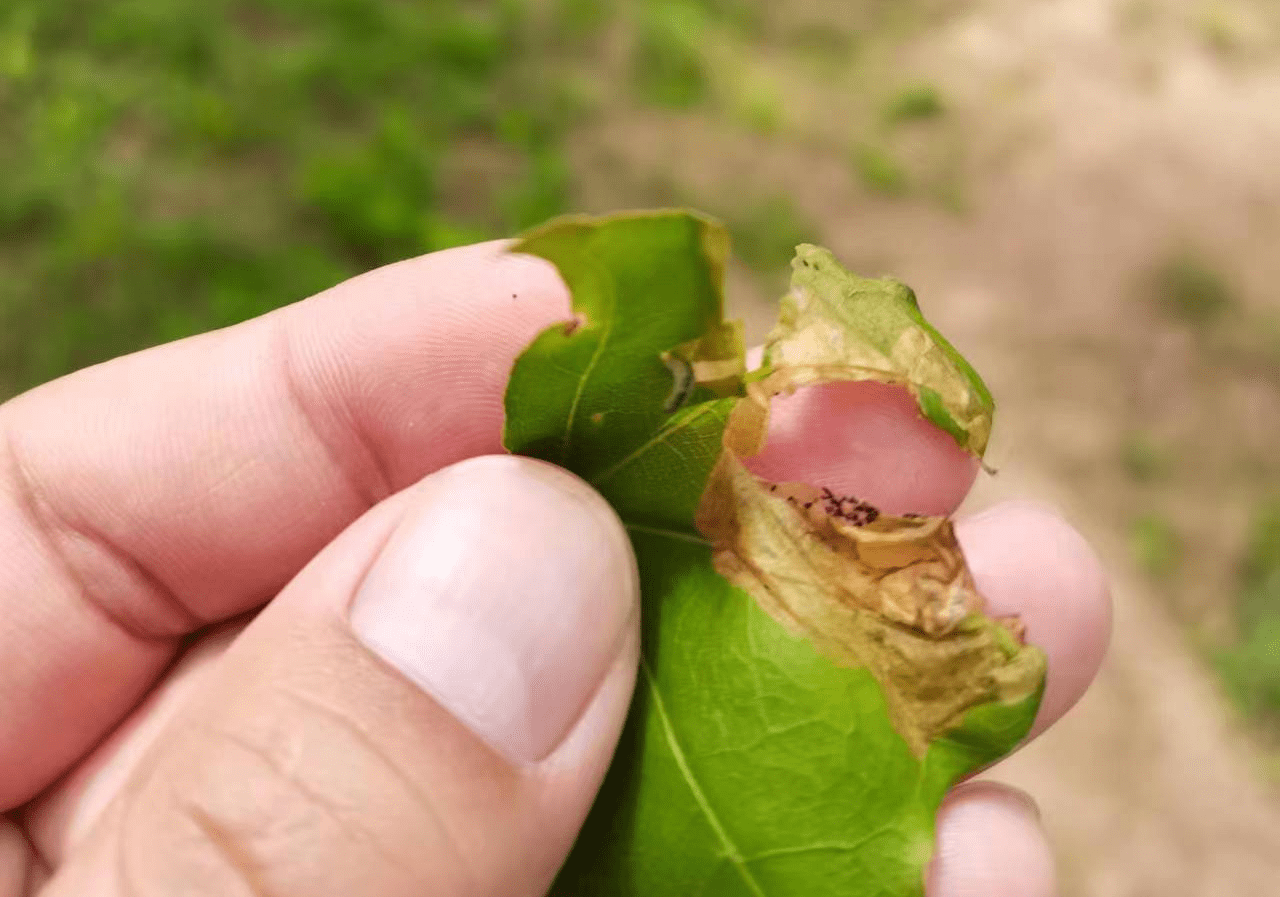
[1151,250,1236,327]
[1196,4,1247,59]
[0,0,599,397]
[881,83,945,125]
[1217,500,1280,727]
[1120,431,1171,483]
[0,0,943,398]
[631,1,712,109]
[725,196,819,282]
[852,143,908,196]
[1130,512,1183,579]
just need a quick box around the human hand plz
[0,242,1109,896]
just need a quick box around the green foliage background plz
[0,0,587,396]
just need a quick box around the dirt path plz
[875,3,1280,893]
[974,467,1280,896]
[897,5,1280,891]
[577,0,1280,893]
[871,3,1280,893]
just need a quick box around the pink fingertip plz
[927,781,1057,897]
[744,380,978,515]
[956,501,1112,738]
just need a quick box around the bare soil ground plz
[577,0,1280,893]
[922,7,1280,893]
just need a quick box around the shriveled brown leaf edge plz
[696,379,1045,756]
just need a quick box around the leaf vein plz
[591,403,719,487]
[624,523,710,546]
[642,658,768,897]
[559,271,615,462]
[741,826,896,865]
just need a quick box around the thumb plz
[43,456,640,897]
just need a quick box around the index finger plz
[0,240,977,809]
[0,241,565,808]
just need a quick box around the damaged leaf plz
[503,211,1045,896]
[697,400,1043,756]
[765,245,994,456]
[504,211,734,480]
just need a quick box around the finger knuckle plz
[120,689,476,896]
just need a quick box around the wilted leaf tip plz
[768,244,995,457]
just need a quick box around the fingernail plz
[929,782,1055,897]
[350,455,639,762]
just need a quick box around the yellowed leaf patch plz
[697,393,1044,755]
[768,244,994,456]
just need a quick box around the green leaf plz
[502,211,1043,896]
[504,210,732,500]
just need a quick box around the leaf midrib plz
[642,657,768,897]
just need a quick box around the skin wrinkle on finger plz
[0,237,985,811]
[0,243,570,808]
[192,723,436,885]
[0,492,173,814]
[38,459,638,896]
[0,242,566,619]
[95,655,479,896]
[263,685,481,889]
[179,805,273,897]
[273,318,395,512]
[1,433,201,642]
[0,816,36,897]
[23,623,247,867]
[28,609,640,893]
[42,650,640,897]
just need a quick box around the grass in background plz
[727,75,785,135]
[1,0,831,399]
[1130,512,1183,579]
[630,1,711,109]
[724,196,820,295]
[1151,250,1236,327]
[1121,432,1171,482]
[1,0,972,400]
[881,83,945,125]
[1197,3,1247,59]
[1216,500,1280,728]
[852,143,909,196]
[0,0,585,397]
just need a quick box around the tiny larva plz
[662,354,695,413]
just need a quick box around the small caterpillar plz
[662,355,696,413]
